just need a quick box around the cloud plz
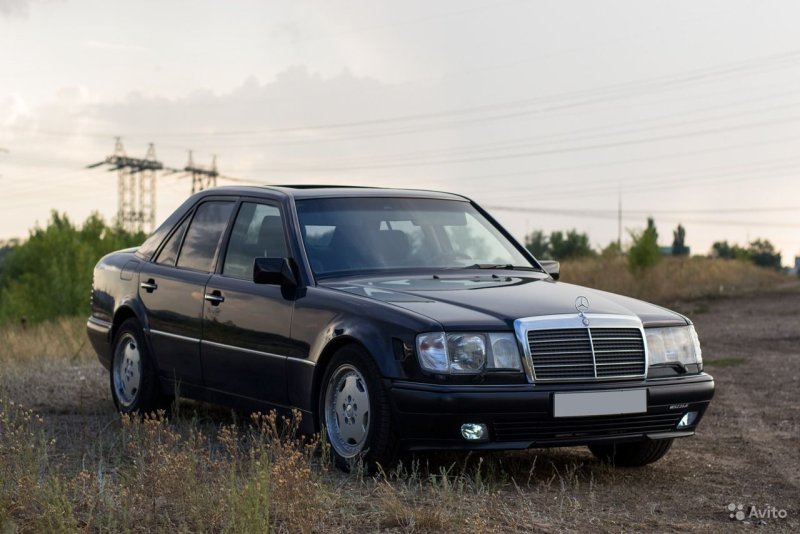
[82,40,147,53]
[0,0,29,16]
[0,0,64,18]
[82,66,451,179]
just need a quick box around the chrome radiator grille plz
[527,326,645,381]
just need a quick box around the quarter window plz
[155,216,190,267]
[223,202,288,279]
[176,201,235,272]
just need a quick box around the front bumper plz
[388,373,714,451]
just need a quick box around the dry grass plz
[0,395,333,532]
[560,256,793,304]
[1,262,798,532]
[0,316,95,365]
[0,319,624,532]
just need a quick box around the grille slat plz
[527,326,645,381]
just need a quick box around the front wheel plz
[319,345,398,472]
[588,438,674,467]
[110,318,171,414]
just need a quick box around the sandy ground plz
[3,291,799,532]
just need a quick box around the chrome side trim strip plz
[148,330,316,367]
[200,339,316,367]
[201,339,285,361]
[149,329,200,344]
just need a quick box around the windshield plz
[295,197,534,277]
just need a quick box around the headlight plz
[447,334,486,372]
[488,333,522,370]
[645,325,703,370]
[416,332,523,374]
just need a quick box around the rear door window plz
[176,201,235,272]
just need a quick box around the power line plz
[12,46,800,143]
[482,205,800,216]
[483,205,799,229]
[419,131,800,187]
[175,84,800,153]
[265,97,800,168]
[226,114,800,173]
[477,155,800,200]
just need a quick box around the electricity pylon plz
[88,138,163,233]
[185,150,219,193]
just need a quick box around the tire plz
[319,345,398,473]
[110,318,172,415]
[588,438,674,467]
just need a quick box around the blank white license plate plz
[553,389,646,418]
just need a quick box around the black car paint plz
[88,185,714,445]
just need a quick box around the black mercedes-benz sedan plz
[87,185,714,470]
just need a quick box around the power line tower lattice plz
[88,138,163,233]
[185,150,219,193]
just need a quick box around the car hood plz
[322,273,687,329]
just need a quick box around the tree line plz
[524,219,783,272]
[0,213,787,326]
[0,212,145,325]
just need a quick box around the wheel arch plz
[111,305,141,342]
[310,336,372,431]
[110,301,154,366]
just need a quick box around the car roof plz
[199,184,469,201]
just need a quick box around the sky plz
[1,0,799,266]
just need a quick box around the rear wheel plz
[319,345,398,472]
[110,318,172,414]
[588,438,674,467]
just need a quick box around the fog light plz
[677,411,698,429]
[461,423,488,441]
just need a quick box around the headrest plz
[375,229,410,263]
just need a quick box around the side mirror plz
[539,260,560,281]
[254,257,298,288]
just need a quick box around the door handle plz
[140,279,158,292]
[204,290,225,306]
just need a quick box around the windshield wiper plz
[460,264,540,271]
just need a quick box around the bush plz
[627,218,660,274]
[524,229,594,260]
[0,212,144,325]
[711,239,782,270]
[747,239,781,270]
[524,230,549,258]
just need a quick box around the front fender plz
[288,286,439,413]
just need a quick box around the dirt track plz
[4,290,799,532]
